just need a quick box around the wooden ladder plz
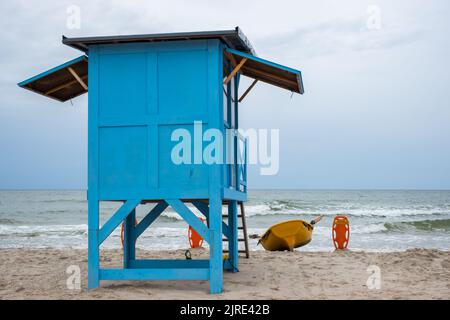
[223,202,250,258]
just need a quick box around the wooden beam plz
[192,200,230,238]
[128,259,210,269]
[44,75,88,95]
[166,199,210,243]
[98,199,141,245]
[133,201,168,239]
[241,65,298,89]
[22,86,65,102]
[223,58,247,85]
[223,86,235,103]
[99,268,209,281]
[68,67,88,90]
[224,51,237,67]
[238,79,258,103]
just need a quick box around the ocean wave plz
[159,211,184,221]
[313,223,387,235]
[0,223,448,251]
[143,204,450,221]
[0,209,87,215]
[40,199,86,203]
[157,206,445,219]
[384,219,450,232]
[1,218,446,241]
[0,218,18,224]
[243,204,450,218]
[0,224,87,237]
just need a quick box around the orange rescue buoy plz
[189,217,206,248]
[332,215,350,250]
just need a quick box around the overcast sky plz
[0,0,449,190]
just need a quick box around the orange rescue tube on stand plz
[332,215,350,250]
[189,218,205,248]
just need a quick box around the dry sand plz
[0,248,449,299]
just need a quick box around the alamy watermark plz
[366,5,382,30]
[366,265,381,290]
[66,5,81,30]
[66,265,81,290]
[170,121,280,175]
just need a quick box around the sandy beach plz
[0,248,449,300]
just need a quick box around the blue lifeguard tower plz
[18,28,304,293]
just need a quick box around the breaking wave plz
[384,218,450,232]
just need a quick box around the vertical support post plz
[88,197,100,289]
[228,200,239,272]
[207,39,223,294]
[244,139,248,193]
[123,209,136,268]
[234,73,240,191]
[225,58,232,188]
[209,195,223,293]
[234,73,240,128]
[87,46,100,289]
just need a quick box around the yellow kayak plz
[259,220,314,251]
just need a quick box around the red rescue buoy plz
[332,215,350,250]
[188,217,206,248]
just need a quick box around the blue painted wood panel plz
[158,124,209,189]
[98,53,148,118]
[158,50,208,117]
[99,126,148,189]
[91,40,217,199]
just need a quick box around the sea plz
[0,190,449,252]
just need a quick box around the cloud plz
[0,0,449,189]
[255,18,423,60]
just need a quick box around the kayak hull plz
[259,220,313,251]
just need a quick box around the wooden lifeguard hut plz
[18,27,304,293]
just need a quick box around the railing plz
[235,131,248,193]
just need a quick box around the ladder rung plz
[220,202,250,258]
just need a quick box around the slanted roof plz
[18,28,304,103]
[18,55,88,102]
[62,27,255,55]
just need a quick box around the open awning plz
[224,48,304,95]
[18,55,88,102]
[18,44,304,103]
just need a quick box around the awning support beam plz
[224,47,303,94]
[224,51,237,67]
[68,67,88,90]
[44,75,88,95]
[243,65,298,87]
[238,79,258,103]
[223,58,247,85]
